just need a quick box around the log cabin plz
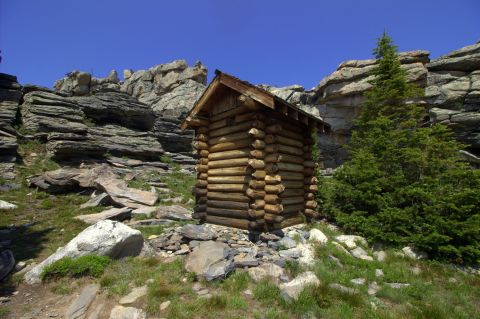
[181,70,330,231]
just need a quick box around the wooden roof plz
[180,70,330,133]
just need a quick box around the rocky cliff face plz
[1,42,478,179]
[263,42,480,168]
[0,60,206,179]
[0,73,22,179]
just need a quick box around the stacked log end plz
[303,135,319,220]
[193,124,209,221]
[264,117,307,230]
[246,119,266,231]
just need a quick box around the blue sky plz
[0,0,479,89]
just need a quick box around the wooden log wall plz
[202,94,266,230]
[303,137,319,220]
[263,113,310,230]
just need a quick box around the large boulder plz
[24,220,144,284]
[121,60,207,106]
[184,241,233,281]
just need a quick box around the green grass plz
[127,178,151,191]
[41,255,111,280]
[157,167,195,208]
[0,306,10,318]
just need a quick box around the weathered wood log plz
[195,188,208,196]
[198,172,208,180]
[195,180,208,188]
[193,141,208,150]
[207,183,248,192]
[265,144,303,156]
[251,170,266,179]
[238,94,261,111]
[276,135,303,148]
[251,120,265,130]
[305,184,318,192]
[196,164,208,173]
[246,188,266,199]
[209,167,250,176]
[282,181,304,188]
[207,176,249,184]
[208,200,250,210]
[282,196,305,205]
[279,189,305,198]
[265,153,304,164]
[207,207,250,219]
[248,209,265,218]
[265,135,303,148]
[277,129,304,142]
[206,215,250,230]
[304,168,314,176]
[196,133,209,142]
[208,148,250,161]
[249,219,265,229]
[265,175,281,184]
[283,203,305,214]
[252,140,266,149]
[197,197,207,204]
[265,184,286,194]
[249,180,266,189]
[304,192,315,200]
[187,116,209,127]
[265,123,282,134]
[264,194,280,204]
[265,213,284,223]
[207,191,250,202]
[302,145,311,152]
[235,112,260,123]
[198,158,208,165]
[304,209,318,218]
[209,131,249,145]
[277,171,304,181]
[248,159,265,169]
[197,126,209,134]
[303,160,315,168]
[209,138,252,152]
[276,216,304,228]
[266,162,304,173]
[250,199,265,210]
[250,149,265,159]
[305,200,317,209]
[266,116,304,134]
[265,204,283,214]
[248,128,265,139]
[210,105,250,122]
[209,121,255,138]
[192,212,206,220]
[194,204,207,212]
[208,157,249,169]
[209,119,228,130]
[199,150,209,157]
[304,176,318,184]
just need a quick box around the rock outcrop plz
[0,73,22,179]
[426,42,480,155]
[311,51,430,166]
[16,60,207,164]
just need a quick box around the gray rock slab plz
[75,207,132,224]
[65,284,99,319]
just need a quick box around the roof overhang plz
[181,70,330,133]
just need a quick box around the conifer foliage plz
[320,32,480,264]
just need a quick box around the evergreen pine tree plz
[321,32,480,264]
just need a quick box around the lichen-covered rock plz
[185,241,233,281]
